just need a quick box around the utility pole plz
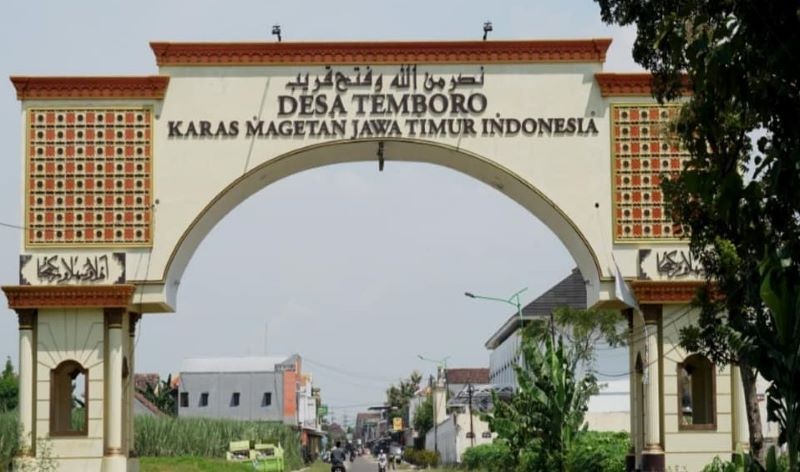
[430,374,438,455]
[467,383,475,447]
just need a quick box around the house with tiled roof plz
[445,368,489,396]
[132,373,165,416]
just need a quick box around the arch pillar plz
[731,366,749,456]
[15,309,37,461]
[641,305,664,472]
[625,309,638,472]
[636,305,666,472]
[103,308,126,471]
[127,313,141,461]
[2,285,135,472]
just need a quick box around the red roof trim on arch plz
[150,39,613,66]
[10,76,170,100]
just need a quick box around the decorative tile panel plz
[612,104,688,241]
[26,108,152,247]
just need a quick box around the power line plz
[304,357,396,383]
[0,221,26,230]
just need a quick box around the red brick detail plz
[612,104,690,241]
[26,108,152,246]
[10,77,169,101]
[150,39,612,66]
[595,73,690,97]
[630,280,704,304]
[2,284,135,309]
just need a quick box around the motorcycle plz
[378,455,388,472]
[331,463,346,472]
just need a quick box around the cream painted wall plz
[661,305,732,472]
[18,62,706,312]
[35,308,106,472]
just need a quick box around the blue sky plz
[0,0,639,423]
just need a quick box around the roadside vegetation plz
[135,416,302,469]
[0,411,18,469]
[139,456,256,471]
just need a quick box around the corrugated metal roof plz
[484,268,587,349]
[181,355,290,373]
[520,268,587,317]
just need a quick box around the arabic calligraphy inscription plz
[20,253,126,285]
[638,249,703,280]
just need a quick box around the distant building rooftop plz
[181,355,291,373]
[484,268,587,349]
[446,368,490,385]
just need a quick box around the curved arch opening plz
[50,359,88,436]
[153,138,603,311]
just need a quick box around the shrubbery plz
[134,415,302,469]
[462,432,628,472]
[0,411,19,469]
[403,448,439,468]
[566,431,629,472]
[461,441,514,471]
[701,447,789,472]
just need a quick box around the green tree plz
[485,325,598,471]
[527,307,627,366]
[0,358,18,413]
[594,0,800,468]
[137,374,176,417]
[412,396,433,437]
[385,371,422,424]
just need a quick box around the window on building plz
[262,392,272,407]
[180,392,189,408]
[50,360,88,436]
[231,392,240,407]
[678,354,716,430]
[200,392,209,407]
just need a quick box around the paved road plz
[329,455,394,472]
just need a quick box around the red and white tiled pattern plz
[613,104,688,241]
[26,109,152,246]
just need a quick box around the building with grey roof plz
[177,356,288,422]
[485,268,587,389]
[483,268,631,432]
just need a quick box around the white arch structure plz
[2,39,747,472]
[155,138,605,312]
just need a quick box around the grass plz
[135,416,303,470]
[139,456,261,471]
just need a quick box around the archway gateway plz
[3,39,745,471]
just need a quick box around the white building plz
[485,268,632,432]
[424,381,498,465]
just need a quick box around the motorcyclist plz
[330,441,347,471]
[377,449,388,472]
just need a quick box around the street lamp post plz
[465,288,529,386]
[464,287,528,323]
[417,354,450,376]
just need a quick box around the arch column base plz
[101,453,128,472]
[642,447,665,472]
[626,445,636,472]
